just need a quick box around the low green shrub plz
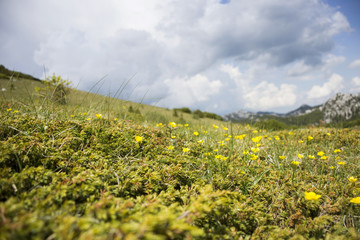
[0,108,359,239]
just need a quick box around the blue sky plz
[0,0,359,115]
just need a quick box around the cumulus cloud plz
[0,0,352,113]
[287,54,346,78]
[307,74,344,99]
[349,59,360,68]
[161,74,223,108]
[221,64,297,110]
[352,77,360,86]
[244,82,297,109]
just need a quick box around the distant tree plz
[193,110,204,118]
[36,74,70,104]
[173,109,179,117]
[254,119,287,131]
[174,107,192,114]
[128,105,134,113]
[44,74,70,104]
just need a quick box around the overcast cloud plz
[1,0,359,114]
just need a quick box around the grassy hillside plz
[1,69,360,239]
[0,70,223,128]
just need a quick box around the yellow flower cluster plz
[304,191,321,201]
[135,136,143,142]
[251,136,262,143]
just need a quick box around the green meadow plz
[0,73,359,239]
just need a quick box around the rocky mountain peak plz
[224,92,360,124]
[320,92,360,123]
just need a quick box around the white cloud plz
[351,76,360,93]
[352,76,360,86]
[287,54,346,77]
[244,82,297,110]
[287,60,314,76]
[161,74,222,108]
[307,73,344,99]
[0,0,353,113]
[349,59,360,68]
[221,64,297,110]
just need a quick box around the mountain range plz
[224,92,360,125]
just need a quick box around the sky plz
[1,0,360,115]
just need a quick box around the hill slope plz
[1,101,360,239]
[0,65,223,127]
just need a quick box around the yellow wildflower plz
[252,136,262,143]
[308,136,313,141]
[193,131,199,136]
[304,191,321,201]
[167,145,174,150]
[279,156,286,160]
[135,136,143,142]
[334,149,341,153]
[337,161,346,165]
[291,161,301,166]
[13,110,19,113]
[350,197,360,204]
[184,124,189,127]
[298,140,304,143]
[297,154,304,159]
[329,166,335,169]
[308,155,315,159]
[250,154,258,160]
[182,148,190,153]
[95,114,102,119]
[253,130,258,134]
[320,156,328,160]
[212,124,219,129]
[197,140,204,144]
[348,177,357,183]
[288,131,294,135]
[6,108,12,112]
[169,122,177,128]
[317,151,325,156]
[242,150,249,155]
[251,147,260,153]
[223,127,228,131]
[235,134,246,140]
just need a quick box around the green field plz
[0,72,359,239]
